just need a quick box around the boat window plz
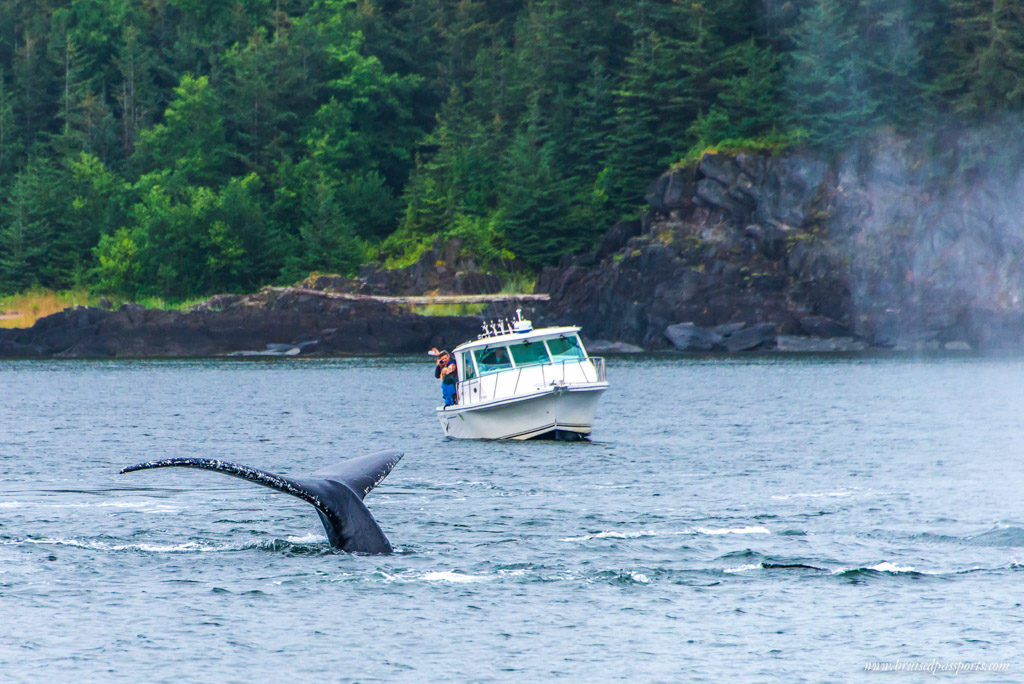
[473,346,513,374]
[460,352,476,380]
[509,340,551,367]
[546,335,585,361]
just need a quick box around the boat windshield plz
[546,335,586,361]
[460,351,476,380]
[508,340,550,367]
[473,346,513,374]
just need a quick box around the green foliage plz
[783,0,877,149]
[94,171,274,297]
[132,74,229,185]
[936,0,1024,116]
[0,0,1020,296]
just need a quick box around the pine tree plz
[0,67,18,177]
[690,38,783,146]
[938,0,1024,116]
[0,159,61,290]
[782,0,876,149]
[854,0,934,129]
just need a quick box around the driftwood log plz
[264,287,549,305]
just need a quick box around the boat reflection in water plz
[437,310,608,440]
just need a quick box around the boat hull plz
[436,385,606,440]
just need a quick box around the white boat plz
[436,311,608,440]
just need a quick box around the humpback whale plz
[120,450,403,554]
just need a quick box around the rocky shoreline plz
[537,133,1024,353]
[0,288,481,359]
[3,134,1023,359]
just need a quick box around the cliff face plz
[538,132,1024,350]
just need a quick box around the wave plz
[421,570,491,583]
[561,525,770,542]
[0,499,180,513]
[8,534,336,555]
[714,552,1024,577]
[770,491,855,501]
[694,526,770,536]
[369,569,493,584]
[14,537,236,553]
[593,569,652,584]
[965,525,1024,547]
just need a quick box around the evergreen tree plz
[782,0,876,149]
[938,0,1024,116]
[132,74,230,186]
[690,38,783,146]
[0,159,62,290]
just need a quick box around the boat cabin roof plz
[452,326,581,355]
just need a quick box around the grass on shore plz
[2,272,537,327]
[0,289,204,329]
[0,289,91,329]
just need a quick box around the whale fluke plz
[120,450,403,554]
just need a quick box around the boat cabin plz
[450,324,605,407]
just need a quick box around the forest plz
[0,0,1021,300]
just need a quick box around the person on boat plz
[430,348,458,406]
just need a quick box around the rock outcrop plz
[538,132,1024,351]
[0,290,480,358]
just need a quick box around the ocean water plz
[1,355,1022,681]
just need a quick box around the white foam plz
[867,562,916,573]
[19,537,230,553]
[0,499,180,513]
[724,563,763,574]
[771,491,854,501]
[498,568,528,577]
[694,526,770,536]
[561,530,659,542]
[284,533,323,544]
[421,570,491,583]
[625,571,651,583]
[562,525,770,542]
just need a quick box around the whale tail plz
[120,450,403,554]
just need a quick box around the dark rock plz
[595,221,643,262]
[712,322,747,337]
[724,323,777,352]
[645,173,671,214]
[749,274,788,292]
[0,292,486,358]
[665,323,723,351]
[0,333,44,357]
[695,178,753,221]
[645,169,693,214]
[799,315,852,338]
[698,153,740,187]
[775,336,867,352]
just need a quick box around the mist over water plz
[836,126,1024,323]
[1,356,1023,680]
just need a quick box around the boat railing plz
[456,357,606,406]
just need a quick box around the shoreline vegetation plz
[0,287,548,329]
[2,2,1023,305]
[0,288,203,329]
